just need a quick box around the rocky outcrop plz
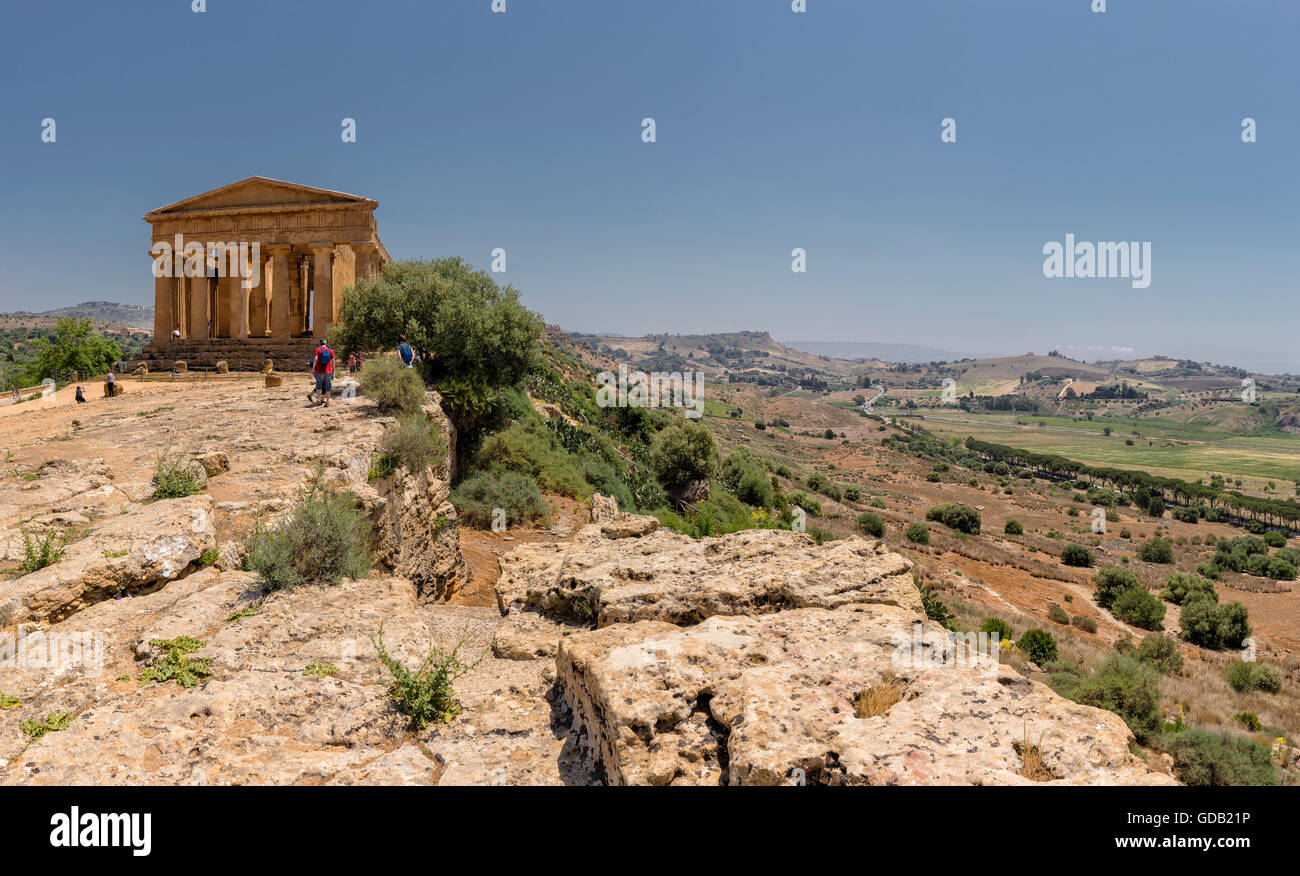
[556,607,1178,786]
[0,494,216,625]
[0,570,592,785]
[350,397,468,603]
[495,519,919,645]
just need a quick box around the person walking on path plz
[309,338,335,407]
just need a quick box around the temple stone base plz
[128,338,322,373]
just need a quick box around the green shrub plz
[719,448,766,492]
[787,491,823,516]
[359,356,426,414]
[736,467,774,508]
[378,413,447,476]
[1113,587,1165,630]
[18,525,66,574]
[856,512,885,538]
[242,476,372,592]
[1233,711,1262,731]
[451,471,549,529]
[477,418,587,497]
[1139,537,1174,564]
[925,503,981,534]
[980,617,1014,641]
[916,581,954,630]
[1180,596,1251,650]
[649,420,719,496]
[1225,660,1283,693]
[1160,572,1217,606]
[1060,544,1094,568]
[1016,628,1058,665]
[1134,634,1183,675]
[1093,567,1141,609]
[152,450,206,500]
[844,485,861,502]
[1062,655,1163,741]
[372,622,488,729]
[1263,531,1286,548]
[905,522,929,544]
[804,471,829,493]
[21,711,72,741]
[1047,604,1069,625]
[1158,729,1278,786]
[1004,519,1023,535]
[1071,615,1098,633]
[139,636,213,688]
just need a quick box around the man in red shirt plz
[309,337,335,407]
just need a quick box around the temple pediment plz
[144,176,377,220]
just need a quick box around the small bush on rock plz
[450,471,550,529]
[372,622,488,728]
[359,356,426,414]
[242,474,372,592]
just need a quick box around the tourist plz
[348,353,358,374]
[75,386,86,404]
[396,335,414,368]
[309,337,335,407]
[171,328,181,339]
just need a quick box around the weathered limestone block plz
[556,607,1179,787]
[589,492,619,524]
[0,494,216,625]
[195,451,229,478]
[495,526,919,630]
[215,361,229,374]
[265,374,282,388]
[352,397,467,603]
[174,361,187,373]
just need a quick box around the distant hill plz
[569,330,868,379]
[4,301,155,330]
[782,340,982,364]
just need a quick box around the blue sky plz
[1,0,1296,371]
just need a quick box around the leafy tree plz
[1139,537,1174,564]
[1113,587,1165,630]
[1094,567,1141,609]
[649,420,718,497]
[22,317,121,384]
[330,258,544,389]
[1060,544,1094,567]
[1179,596,1250,650]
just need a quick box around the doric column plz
[152,252,173,340]
[310,243,335,338]
[230,256,250,340]
[189,272,209,339]
[352,240,379,280]
[268,244,292,338]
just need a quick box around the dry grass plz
[854,673,904,718]
[1016,724,1056,781]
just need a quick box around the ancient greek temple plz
[144,177,389,346]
